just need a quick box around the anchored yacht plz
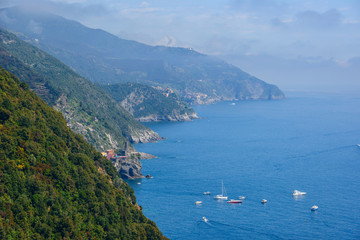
[214,180,228,200]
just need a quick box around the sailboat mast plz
[221,180,224,196]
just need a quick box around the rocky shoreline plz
[137,112,199,122]
[111,152,157,179]
[129,128,162,143]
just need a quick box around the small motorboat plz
[137,182,141,185]
[238,196,246,200]
[203,191,211,195]
[195,201,202,205]
[227,199,242,204]
[292,190,306,196]
[261,199,268,204]
[311,205,319,211]
[202,217,208,222]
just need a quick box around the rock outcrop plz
[101,82,199,122]
[130,127,162,143]
[112,156,144,179]
[136,111,199,122]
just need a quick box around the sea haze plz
[129,92,360,240]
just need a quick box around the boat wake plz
[289,144,354,160]
[198,219,285,240]
[198,219,214,227]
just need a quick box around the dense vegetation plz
[101,82,197,121]
[0,67,167,239]
[0,7,285,104]
[0,27,160,151]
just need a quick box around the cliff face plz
[183,78,285,104]
[129,126,163,143]
[101,82,199,122]
[137,111,199,122]
[112,156,143,179]
[106,145,156,179]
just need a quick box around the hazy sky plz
[1,0,360,92]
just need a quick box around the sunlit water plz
[129,92,360,239]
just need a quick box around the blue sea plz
[129,92,360,240]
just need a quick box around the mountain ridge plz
[0,7,285,105]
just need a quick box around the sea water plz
[129,92,360,240]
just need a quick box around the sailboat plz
[214,180,228,200]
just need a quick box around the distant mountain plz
[0,67,167,239]
[101,82,199,122]
[0,7,285,104]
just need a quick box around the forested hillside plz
[0,67,167,239]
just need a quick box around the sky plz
[1,0,360,92]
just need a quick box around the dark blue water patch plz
[131,92,360,240]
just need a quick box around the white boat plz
[292,190,307,196]
[261,199,268,204]
[227,199,242,204]
[195,201,202,205]
[311,205,319,211]
[202,217,208,222]
[238,196,246,200]
[357,144,360,147]
[203,191,211,195]
[213,180,228,200]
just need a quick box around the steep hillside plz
[0,27,160,153]
[101,82,199,122]
[0,7,285,104]
[0,67,167,239]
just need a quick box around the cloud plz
[1,0,109,19]
[140,1,150,7]
[51,0,87,3]
[221,52,360,93]
[270,18,291,28]
[2,0,359,67]
[0,11,15,24]
[230,0,285,10]
[120,7,163,14]
[296,9,342,28]
[27,19,43,34]
[228,0,289,16]
[156,36,177,47]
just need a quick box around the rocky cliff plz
[112,156,143,179]
[101,82,199,122]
